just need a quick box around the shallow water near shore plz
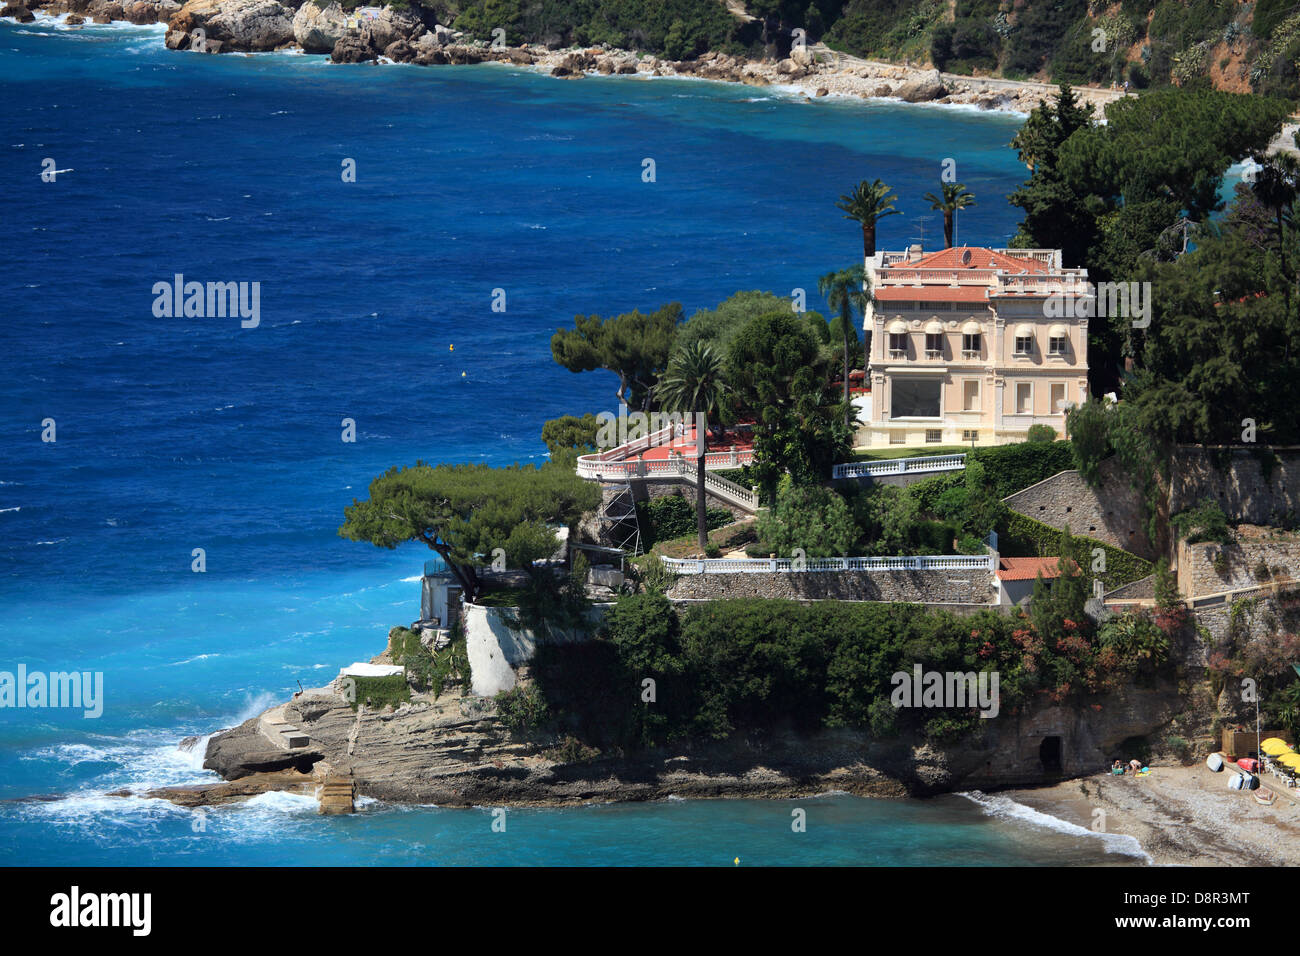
[0,18,1138,865]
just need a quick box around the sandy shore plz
[1006,763,1300,866]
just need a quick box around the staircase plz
[317,771,355,815]
[665,456,758,513]
[257,704,311,751]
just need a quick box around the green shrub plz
[524,590,1161,753]
[998,510,1153,589]
[755,479,857,558]
[636,494,732,548]
[495,683,550,733]
[1027,423,1057,443]
[1171,498,1233,544]
[543,735,602,764]
[349,674,409,712]
[971,440,1075,498]
[633,554,680,594]
[387,625,472,698]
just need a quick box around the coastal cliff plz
[140,650,1188,810]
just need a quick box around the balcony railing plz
[576,447,754,481]
[831,453,966,480]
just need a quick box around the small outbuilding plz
[995,556,1076,606]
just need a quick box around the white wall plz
[462,602,610,698]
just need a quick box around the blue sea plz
[0,15,1147,865]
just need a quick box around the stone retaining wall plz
[1177,528,1300,597]
[1002,459,1153,558]
[666,569,995,605]
[1172,446,1300,526]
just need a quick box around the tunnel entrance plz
[1039,736,1063,773]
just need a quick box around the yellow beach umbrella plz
[1277,753,1300,769]
[1262,738,1293,756]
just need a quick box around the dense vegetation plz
[409,0,1300,97]
[509,582,1177,751]
[636,494,734,548]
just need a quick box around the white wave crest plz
[959,790,1152,862]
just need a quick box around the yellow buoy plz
[449,344,454,351]
[461,371,466,378]
[734,857,739,866]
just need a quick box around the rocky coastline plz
[115,627,1190,816]
[5,0,1133,116]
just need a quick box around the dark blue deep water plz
[0,15,1145,864]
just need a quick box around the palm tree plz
[656,342,728,549]
[922,182,977,248]
[836,179,901,262]
[818,265,871,428]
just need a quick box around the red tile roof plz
[873,286,991,303]
[996,556,1077,581]
[893,247,1052,274]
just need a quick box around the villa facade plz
[859,245,1091,448]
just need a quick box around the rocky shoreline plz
[103,622,1191,818]
[5,0,1133,116]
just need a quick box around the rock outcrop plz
[166,0,293,52]
[2,3,36,20]
[330,32,376,63]
[365,3,421,51]
[895,69,947,103]
[291,0,344,54]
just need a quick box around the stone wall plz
[1171,445,1300,525]
[1189,590,1300,724]
[1177,526,1300,598]
[666,569,995,605]
[1101,574,1154,601]
[1002,458,1154,558]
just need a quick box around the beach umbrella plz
[1278,753,1300,768]
[1262,738,1293,756]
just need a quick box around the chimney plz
[908,243,923,262]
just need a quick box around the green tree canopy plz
[541,413,602,455]
[338,450,602,602]
[726,310,847,494]
[756,479,857,558]
[676,290,800,357]
[550,303,681,411]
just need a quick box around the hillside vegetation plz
[402,0,1300,98]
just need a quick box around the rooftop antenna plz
[909,215,934,251]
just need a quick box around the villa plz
[859,245,1092,448]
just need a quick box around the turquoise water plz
[0,14,1142,865]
